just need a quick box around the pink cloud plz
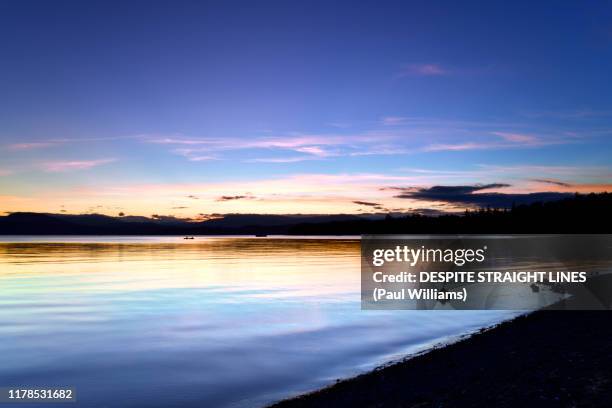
[148,134,382,151]
[5,135,139,154]
[41,158,116,172]
[149,134,380,162]
[148,137,215,146]
[7,142,56,150]
[146,124,575,164]
[423,131,573,152]
[293,146,332,157]
[187,155,217,162]
[400,63,449,77]
[492,132,539,144]
[423,142,494,152]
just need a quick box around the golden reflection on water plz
[0,238,361,298]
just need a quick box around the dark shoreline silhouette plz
[271,296,612,408]
[1,192,610,235]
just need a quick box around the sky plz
[1,0,611,217]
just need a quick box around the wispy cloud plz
[491,132,539,144]
[171,148,218,161]
[530,178,573,187]
[145,118,583,163]
[41,158,116,172]
[399,63,449,77]
[6,135,139,152]
[381,116,408,126]
[7,142,57,150]
[349,146,412,156]
[150,134,371,150]
[423,142,493,152]
[151,134,375,162]
[293,146,333,157]
[187,155,218,162]
[422,131,573,152]
[248,145,337,162]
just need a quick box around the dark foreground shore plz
[272,305,612,407]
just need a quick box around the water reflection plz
[0,237,517,407]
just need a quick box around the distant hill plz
[200,214,366,228]
[0,212,376,235]
[0,193,610,235]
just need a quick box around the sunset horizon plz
[2,2,611,218]
[2,2,612,408]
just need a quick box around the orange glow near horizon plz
[1,173,610,218]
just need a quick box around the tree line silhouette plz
[288,193,612,234]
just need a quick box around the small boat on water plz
[183,236,195,240]
[255,234,267,237]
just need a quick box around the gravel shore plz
[271,301,612,408]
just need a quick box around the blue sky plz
[1,1,611,216]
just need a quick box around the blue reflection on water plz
[0,237,517,407]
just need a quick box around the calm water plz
[0,236,518,407]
